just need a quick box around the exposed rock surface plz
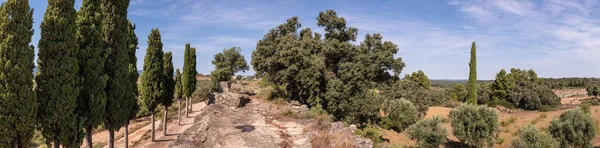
[168,82,372,148]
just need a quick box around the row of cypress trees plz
[0,0,140,147]
[0,0,199,147]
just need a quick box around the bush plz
[511,124,558,148]
[549,108,596,148]
[507,81,560,110]
[383,80,444,116]
[356,125,382,146]
[379,99,418,132]
[406,116,448,148]
[450,104,499,147]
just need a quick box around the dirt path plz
[81,102,207,148]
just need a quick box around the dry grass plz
[310,131,357,148]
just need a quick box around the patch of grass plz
[496,137,505,144]
[356,125,383,146]
[29,130,46,147]
[281,108,295,117]
[538,105,553,112]
[501,117,517,127]
[530,113,547,125]
[310,131,356,148]
[93,141,107,148]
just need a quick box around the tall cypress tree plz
[162,52,174,136]
[140,28,164,142]
[182,44,197,117]
[36,0,81,147]
[101,0,130,147]
[174,69,183,125]
[75,0,107,147]
[466,41,477,104]
[123,20,139,148]
[0,0,37,147]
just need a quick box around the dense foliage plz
[587,85,599,98]
[449,104,498,147]
[252,10,405,124]
[102,0,132,143]
[182,44,197,98]
[210,47,249,82]
[75,0,107,146]
[383,80,446,115]
[163,52,174,107]
[140,29,164,113]
[404,70,431,89]
[0,0,37,147]
[466,42,478,104]
[406,116,448,148]
[510,124,558,148]
[549,108,596,148]
[486,68,560,110]
[542,77,599,89]
[125,20,140,123]
[379,99,418,132]
[36,0,81,147]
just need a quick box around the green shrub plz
[379,98,418,132]
[496,137,505,144]
[549,108,596,148]
[510,124,558,148]
[450,104,499,147]
[356,125,382,146]
[406,116,448,148]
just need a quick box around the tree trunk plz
[53,125,60,148]
[13,137,18,148]
[86,126,93,148]
[53,138,59,148]
[108,129,114,148]
[124,122,129,148]
[178,100,181,125]
[163,106,168,136]
[190,97,193,112]
[151,111,155,142]
[186,97,189,117]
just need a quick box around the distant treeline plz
[541,77,600,89]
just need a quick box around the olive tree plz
[407,116,448,148]
[510,124,558,148]
[450,104,498,147]
[549,108,596,148]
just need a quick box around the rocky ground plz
[168,82,372,148]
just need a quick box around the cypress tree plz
[162,52,174,136]
[466,41,477,104]
[174,69,183,125]
[101,0,130,147]
[123,20,139,148]
[75,0,107,147]
[182,44,197,117]
[0,0,37,147]
[36,0,81,147]
[140,28,164,142]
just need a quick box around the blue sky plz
[21,0,600,79]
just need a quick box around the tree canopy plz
[210,47,249,82]
[252,10,405,124]
[0,0,37,147]
[140,28,164,112]
[36,0,81,147]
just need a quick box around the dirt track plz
[81,102,207,148]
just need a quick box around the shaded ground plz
[80,102,206,148]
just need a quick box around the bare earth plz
[81,102,207,148]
